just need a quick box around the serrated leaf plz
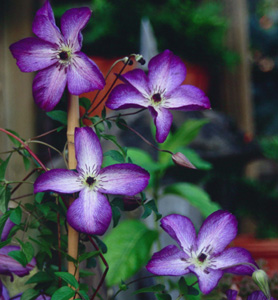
[164,183,220,218]
[104,150,125,163]
[8,250,27,267]
[0,154,11,181]
[51,286,75,300]
[46,110,67,125]
[79,97,91,111]
[54,272,79,289]
[25,271,53,284]
[134,284,165,294]
[78,251,99,263]
[10,206,22,225]
[20,288,39,300]
[103,220,158,286]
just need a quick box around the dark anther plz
[128,60,133,65]
[59,51,69,60]
[152,93,161,103]
[138,58,146,65]
[198,253,207,262]
[86,176,95,186]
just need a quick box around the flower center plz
[86,176,95,186]
[59,51,69,61]
[198,253,207,263]
[152,93,162,103]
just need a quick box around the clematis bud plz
[123,196,143,211]
[252,269,271,300]
[172,152,196,169]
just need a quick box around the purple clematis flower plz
[106,49,210,143]
[226,290,276,300]
[146,210,256,295]
[9,0,105,111]
[0,215,36,281]
[34,126,150,235]
[0,245,36,281]
[0,281,9,300]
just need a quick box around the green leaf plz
[51,286,75,300]
[0,210,11,239]
[127,148,159,173]
[164,183,220,218]
[21,241,34,263]
[156,294,172,300]
[178,277,188,295]
[0,238,12,249]
[78,290,90,300]
[134,284,165,294]
[79,97,91,111]
[25,271,53,284]
[104,150,125,163]
[78,251,99,263]
[46,110,67,125]
[0,154,11,181]
[101,134,126,157]
[35,192,44,204]
[8,250,27,267]
[23,155,31,171]
[141,200,162,221]
[0,184,11,214]
[5,129,21,147]
[20,288,39,300]
[54,272,79,289]
[103,220,158,286]
[111,205,121,227]
[10,206,22,225]
[79,270,95,278]
[188,286,199,296]
[116,118,128,130]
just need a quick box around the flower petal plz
[32,0,63,45]
[61,7,91,51]
[189,265,223,294]
[1,217,15,242]
[9,37,57,72]
[146,245,190,276]
[0,281,9,300]
[34,169,82,194]
[226,290,238,300]
[149,106,173,143]
[98,164,150,195]
[164,85,210,111]
[67,52,105,94]
[0,245,36,278]
[214,247,256,275]
[160,214,196,256]
[67,189,112,235]
[121,69,150,96]
[33,64,67,111]
[106,84,149,109]
[148,50,186,94]
[74,127,103,174]
[247,291,271,300]
[197,210,238,255]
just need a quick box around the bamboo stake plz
[67,94,80,282]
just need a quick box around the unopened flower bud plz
[172,152,196,169]
[252,269,271,300]
[123,196,143,211]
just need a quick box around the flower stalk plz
[67,94,80,284]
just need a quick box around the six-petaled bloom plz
[9,0,105,111]
[34,126,150,235]
[106,49,210,143]
[146,210,256,294]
